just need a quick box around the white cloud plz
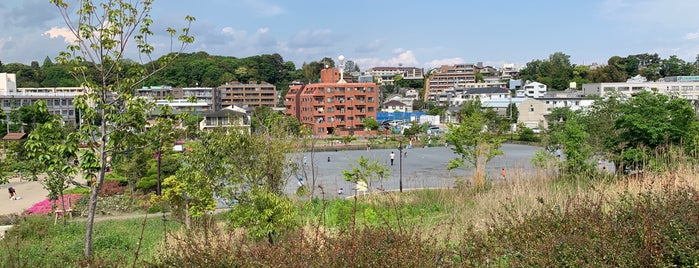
[684,31,699,40]
[424,57,465,69]
[353,50,420,70]
[392,48,406,54]
[43,27,77,43]
[221,27,247,39]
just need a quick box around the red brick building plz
[285,68,378,136]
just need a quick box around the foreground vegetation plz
[1,166,698,267]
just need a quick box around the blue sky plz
[2,0,699,71]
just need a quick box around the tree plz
[342,156,390,193]
[228,189,297,245]
[49,0,194,258]
[445,111,504,188]
[506,102,519,124]
[402,122,428,138]
[519,52,574,90]
[24,101,80,226]
[560,115,593,175]
[344,60,360,73]
[363,118,379,131]
[165,128,296,228]
[608,91,698,172]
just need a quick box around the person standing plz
[390,152,395,166]
[500,168,506,180]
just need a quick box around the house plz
[381,99,411,112]
[199,105,251,133]
[518,81,547,98]
[481,98,547,129]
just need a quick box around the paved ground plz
[284,143,542,196]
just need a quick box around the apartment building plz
[218,81,277,108]
[285,68,379,136]
[135,86,220,113]
[0,73,81,124]
[366,66,425,85]
[426,64,478,96]
[582,79,699,100]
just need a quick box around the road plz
[284,143,542,197]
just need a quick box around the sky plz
[2,0,699,71]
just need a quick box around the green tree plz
[580,96,623,154]
[445,111,504,188]
[402,122,428,138]
[165,128,296,227]
[520,52,574,90]
[228,189,297,245]
[505,102,519,124]
[342,156,390,193]
[9,101,53,133]
[609,91,698,172]
[517,124,538,142]
[49,0,194,258]
[363,118,379,131]
[559,115,593,176]
[24,103,80,226]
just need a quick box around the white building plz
[517,81,547,98]
[0,73,82,124]
[582,80,699,100]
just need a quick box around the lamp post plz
[398,138,403,193]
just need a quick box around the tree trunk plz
[473,143,487,188]
[84,110,107,258]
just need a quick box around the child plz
[8,187,16,200]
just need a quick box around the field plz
[1,166,698,267]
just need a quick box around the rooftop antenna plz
[338,55,347,83]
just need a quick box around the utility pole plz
[398,138,403,193]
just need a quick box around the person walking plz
[390,152,395,166]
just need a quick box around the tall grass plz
[2,163,699,266]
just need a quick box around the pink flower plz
[25,194,82,215]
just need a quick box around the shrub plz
[98,181,126,197]
[64,187,90,195]
[105,173,128,186]
[24,194,82,215]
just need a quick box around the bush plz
[64,187,90,195]
[24,194,82,215]
[98,181,126,197]
[105,173,128,186]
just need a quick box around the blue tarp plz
[376,111,426,122]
